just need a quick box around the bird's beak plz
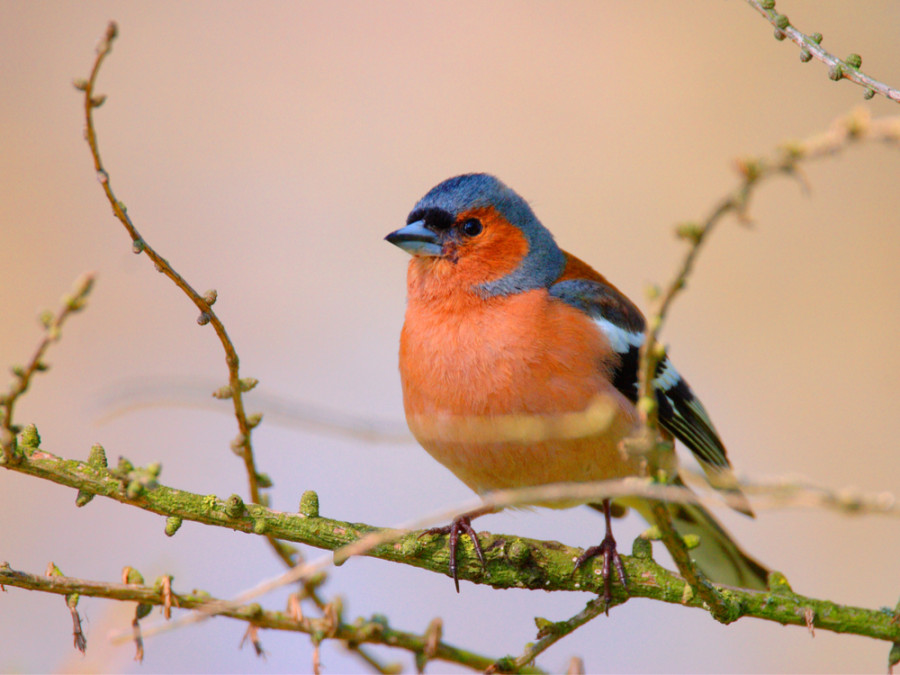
[385,220,443,257]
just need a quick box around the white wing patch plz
[593,316,644,354]
[653,358,681,391]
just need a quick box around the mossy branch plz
[3,438,900,652]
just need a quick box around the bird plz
[385,173,768,599]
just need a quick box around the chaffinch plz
[386,173,767,598]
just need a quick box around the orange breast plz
[399,286,644,497]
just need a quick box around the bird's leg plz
[574,498,627,610]
[420,506,493,592]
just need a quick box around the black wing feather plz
[550,276,751,513]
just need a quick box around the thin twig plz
[79,21,266,536]
[0,563,511,674]
[0,274,94,462]
[636,109,900,429]
[745,0,900,103]
[494,598,613,673]
[632,106,900,628]
[76,22,398,669]
[648,501,740,624]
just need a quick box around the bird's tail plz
[627,498,770,591]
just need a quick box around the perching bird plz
[386,173,768,597]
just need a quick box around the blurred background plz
[2,2,899,673]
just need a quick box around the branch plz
[71,23,392,669]
[745,0,900,103]
[625,107,900,622]
[636,108,900,429]
[0,274,94,462]
[4,437,900,651]
[74,21,274,544]
[0,563,512,674]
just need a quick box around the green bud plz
[238,377,259,392]
[124,567,145,585]
[126,480,144,499]
[225,494,245,519]
[212,385,233,399]
[20,425,41,448]
[299,490,320,517]
[75,490,95,508]
[165,516,183,537]
[87,443,108,467]
[632,536,653,559]
[767,570,793,593]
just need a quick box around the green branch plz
[3,434,900,651]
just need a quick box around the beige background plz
[2,2,900,673]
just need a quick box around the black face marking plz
[407,207,454,231]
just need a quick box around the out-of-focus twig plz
[635,109,900,435]
[95,376,410,444]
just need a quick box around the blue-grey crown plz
[412,173,566,297]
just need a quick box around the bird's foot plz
[574,531,627,612]
[420,515,486,593]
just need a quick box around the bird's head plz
[386,173,565,297]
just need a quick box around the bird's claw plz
[420,515,486,592]
[574,531,627,612]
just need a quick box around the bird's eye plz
[460,218,483,237]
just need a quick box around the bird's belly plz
[409,405,642,503]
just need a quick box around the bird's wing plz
[549,275,752,515]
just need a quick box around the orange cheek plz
[452,207,529,287]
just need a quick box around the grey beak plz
[385,220,443,257]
